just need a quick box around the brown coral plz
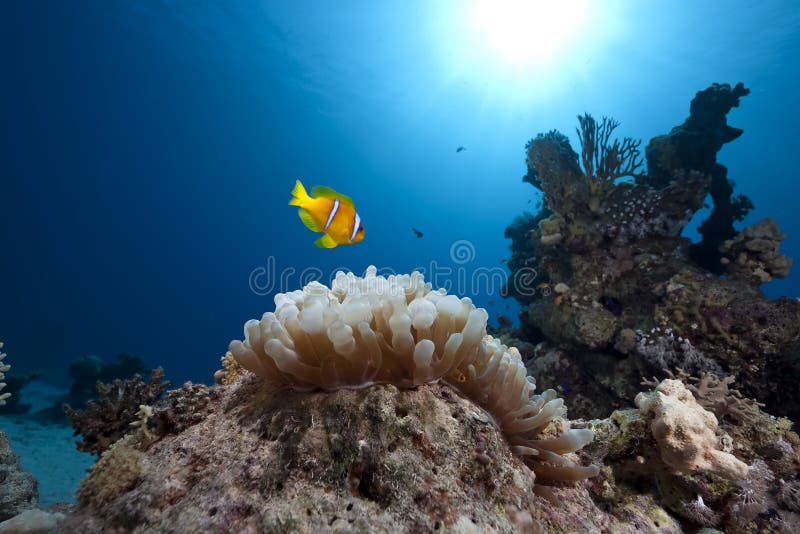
[65,368,170,455]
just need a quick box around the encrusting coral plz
[635,378,748,481]
[229,266,599,486]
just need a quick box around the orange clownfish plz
[289,180,365,248]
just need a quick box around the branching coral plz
[229,266,599,486]
[522,114,708,249]
[667,369,763,425]
[65,368,170,455]
[576,114,645,211]
[0,342,9,406]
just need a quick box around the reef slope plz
[57,375,672,533]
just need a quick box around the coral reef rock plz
[58,377,667,533]
[0,430,38,522]
[506,82,800,423]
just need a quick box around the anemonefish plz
[289,179,365,248]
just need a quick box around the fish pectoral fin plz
[298,208,322,232]
[314,234,338,248]
[310,186,355,207]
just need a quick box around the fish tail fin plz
[289,179,310,206]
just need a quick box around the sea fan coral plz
[229,266,599,485]
[0,342,10,406]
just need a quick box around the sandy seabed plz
[0,381,94,506]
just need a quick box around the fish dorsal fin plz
[314,234,338,248]
[310,185,354,207]
[297,208,322,232]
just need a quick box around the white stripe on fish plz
[325,198,340,230]
[350,212,361,242]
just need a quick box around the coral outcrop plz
[64,381,538,532]
[54,359,800,532]
[584,377,800,533]
[59,374,680,533]
[495,81,800,531]
[505,82,800,421]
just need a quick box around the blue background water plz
[1,1,798,386]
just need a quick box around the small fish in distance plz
[412,227,423,238]
[456,146,466,153]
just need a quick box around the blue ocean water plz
[0,0,797,388]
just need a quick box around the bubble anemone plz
[230,266,599,486]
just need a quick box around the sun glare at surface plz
[470,0,588,66]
